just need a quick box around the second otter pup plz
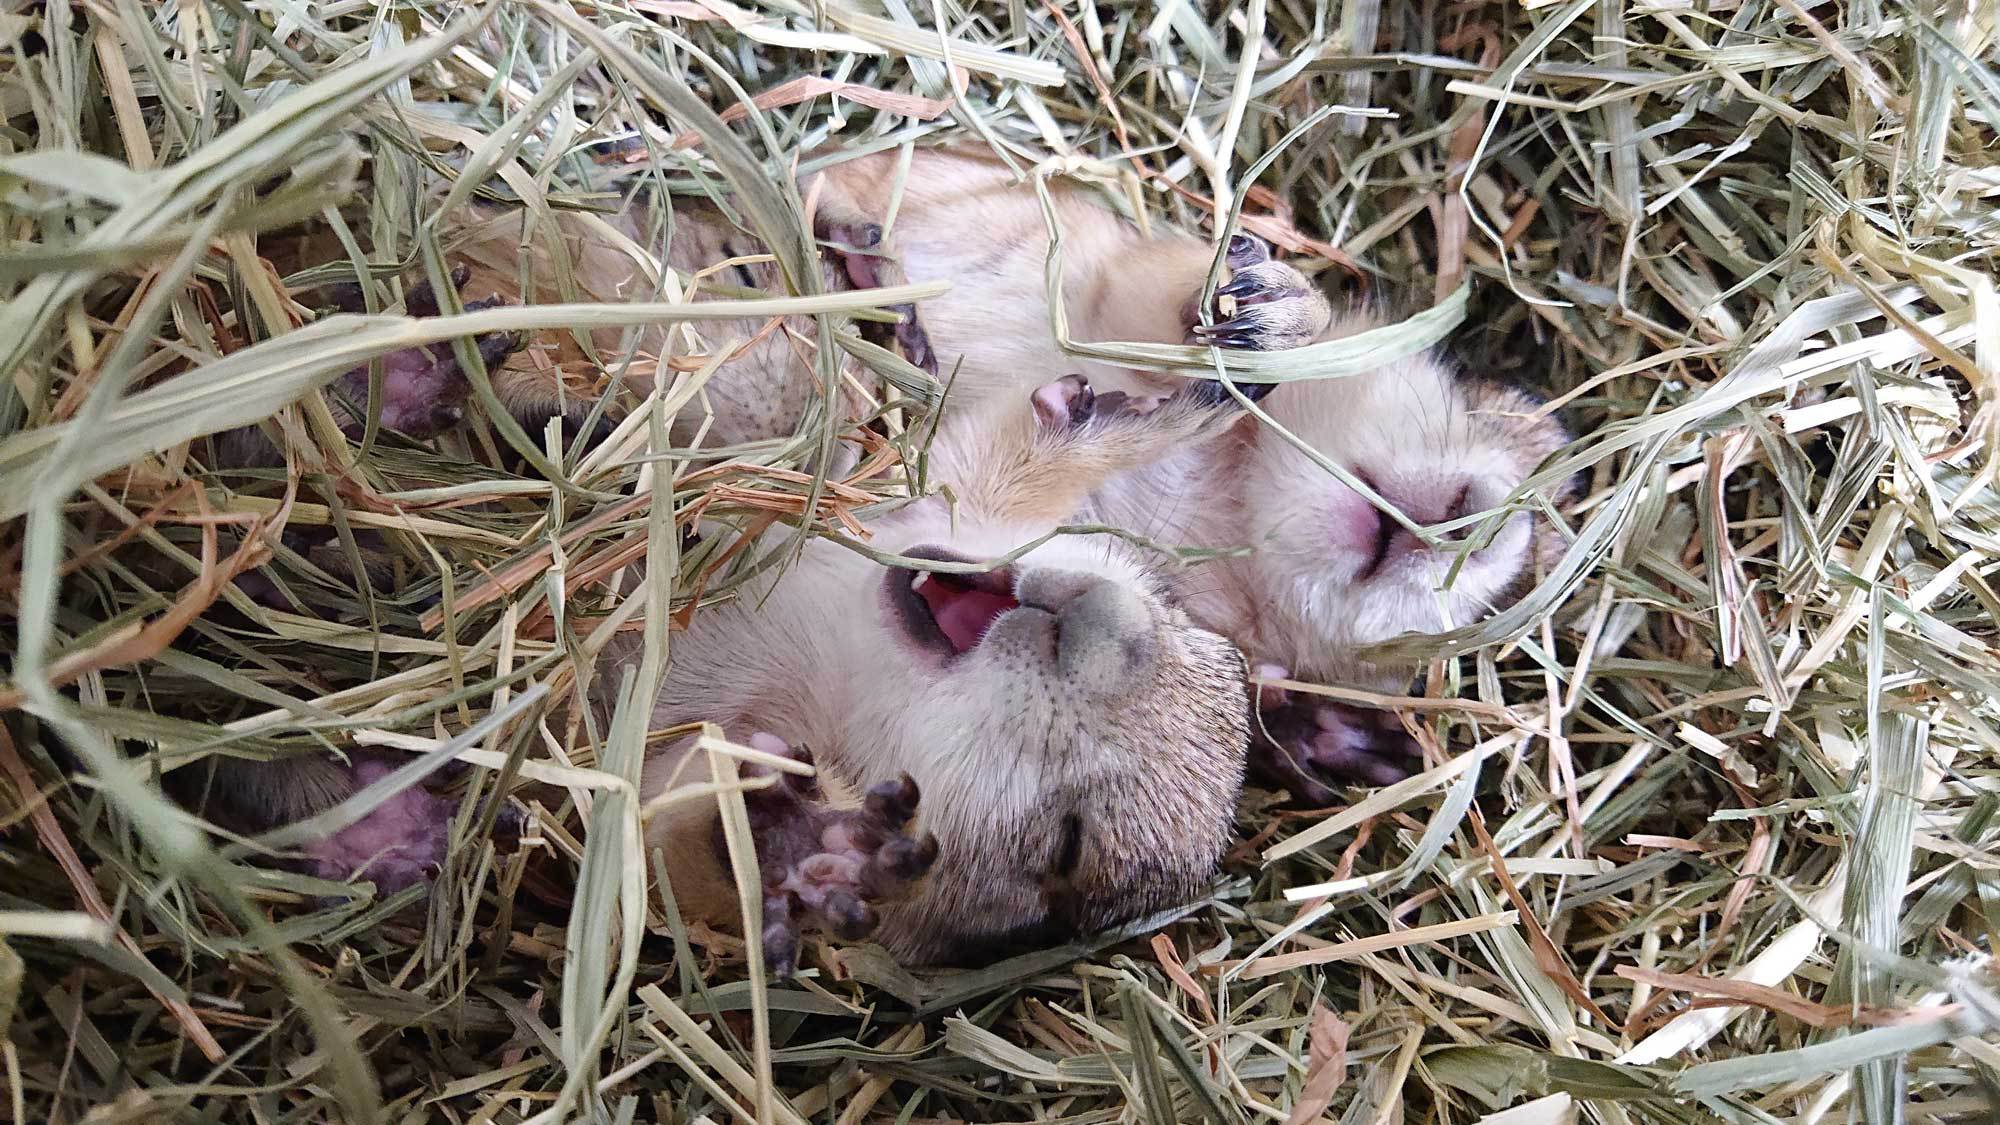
[1088,319,1575,803]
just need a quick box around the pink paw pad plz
[1249,666,1423,805]
[298,762,458,892]
[733,733,940,978]
[322,265,522,440]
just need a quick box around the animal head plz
[852,523,1250,964]
[1233,340,1574,672]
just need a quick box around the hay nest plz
[2,0,1997,1121]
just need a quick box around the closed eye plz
[1050,812,1085,879]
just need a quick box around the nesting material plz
[1,0,1996,1121]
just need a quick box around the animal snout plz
[1369,472,1479,528]
[1350,473,1487,577]
[1016,571,1159,695]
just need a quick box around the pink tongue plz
[919,578,1018,653]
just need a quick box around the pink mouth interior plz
[916,574,1020,654]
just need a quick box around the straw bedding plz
[1,0,1996,1121]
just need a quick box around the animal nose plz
[1016,571,1158,696]
[1354,475,1482,576]
[1376,476,1476,527]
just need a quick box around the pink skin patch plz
[1249,664,1422,803]
[1031,381,1075,428]
[1325,483,1385,560]
[916,575,1020,654]
[298,758,458,892]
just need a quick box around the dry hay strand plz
[2,0,1998,1121]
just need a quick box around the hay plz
[2,0,1997,1121]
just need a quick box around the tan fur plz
[804,147,1328,413]
[627,390,1252,965]
[415,146,1324,451]
[443,199,851,448]
[1089,312,1575,690]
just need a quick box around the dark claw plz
[863,774,921,828]
[1193,325,1263,349]
[881,833,940,881]
[726,735,938,975]
[1226,233,1270,268]
[1190,259,1326,353]
[824,890,874,940]
[1179,378,1276,406]
[1198,333,1253,350]
[1214,274,1268,301]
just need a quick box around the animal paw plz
[819,219,937,375]
[1189,235,1331,356]
[734,733,940,978]
[1032,371,1250,430]
[296,753,520,894]
[322,264,522,440]
[1249,666,1422,805]
[1033,373,1129,428]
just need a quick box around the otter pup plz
[629,373,1256,971]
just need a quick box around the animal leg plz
[988,371,1255,520]
[176,752,522,894]
[1185,235,1332,354]
[730,733,940,978]
[1247,665,1423,804]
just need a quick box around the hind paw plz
[322,265,522,440]
[1188,240,1330,357]
[819,220,937,375]
[1249,666,1422,805]
[295,753,518,893]
[734,733,940,978]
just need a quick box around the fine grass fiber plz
[4,0,2000,1122]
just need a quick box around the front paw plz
[1031,372,1247,432]
[1189,238,1331,357]
[1249,667,1422,804]
[323,265,523,440]
[818,219,937,375]
[734,734,941,978]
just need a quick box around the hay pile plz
[3,0,1997,1121]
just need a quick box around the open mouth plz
[885,546,1021,659]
